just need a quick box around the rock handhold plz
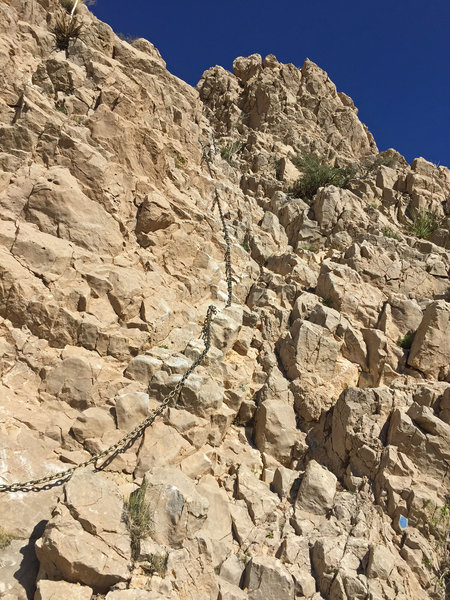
[35,485,130,590]
[243,556,295,600]
[141,466,209,547]
[295,460,337,515]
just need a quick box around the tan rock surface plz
[0,1,448,599]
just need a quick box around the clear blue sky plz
[91,0,450,167]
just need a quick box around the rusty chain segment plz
[0,140,231,493]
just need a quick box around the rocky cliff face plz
[0,1,449,600]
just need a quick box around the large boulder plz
[243,556,295,600]
[35,472,131,591]
[295,460,337,515]
[142,466,209,547]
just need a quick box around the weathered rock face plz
[198,54,377,163]
[0,1,449,600]
[35,471,131,591]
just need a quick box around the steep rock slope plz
[0,2,449,600]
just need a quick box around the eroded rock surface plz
[0,1,449,600]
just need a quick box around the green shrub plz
[362,154,398,175]
[123,481,152,560]
[407,210,440,239]
[289,153,354,201]
[52,12,83,51]
[396,332,414,349]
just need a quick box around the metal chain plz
[200,138,232,307]
[0,140,233,493]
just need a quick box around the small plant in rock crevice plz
[360,153,399,175]
[382,227,400,240]
[396,332,414,350]
[143,553,167,576]
[117,32,139,44]
[167,149,187,169]
[52,11,83,52]
[123,481,153,561]
[289,153,355,201]
[220,140,244,164]
[406,210,441,240]
[420,502,450,598]
[0,527,13,550]
[274,157,284,181]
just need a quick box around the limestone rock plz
[27,167,123,256]
[142,466,209,547]
[135,421,193,477]
[218,578,248,600]
[236,466,279,523]
[243,556,294,600]
[105,591,174,600]
[278,319,342,381]
[295,460,337,515]
[115,391,149,431]
[35,503,130,591]
[366,544,395,579]
[34,580,93,600]
[254,398,300,465]
[0,2,448,599]
[408,300,450,380]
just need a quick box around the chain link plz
[0,141,232,493]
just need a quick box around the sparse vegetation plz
[396,332,414,349]
[300,243,318,252]
[52,12,83,52]
[117,33,139,44]
[167,149,186,169]
[421,502,449,598]
[321,297,332,307]
[0,527,13,550]
[361,153,398,175]
[289,153,355,201]
[220,140,244,164]
[241,241,250,252]
[274,157,284,181]
[123,481,152,561]
[407,210,441,240]
[382,227,400,240]
[143,553,167,576]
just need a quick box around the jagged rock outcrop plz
[0,1,449,600]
